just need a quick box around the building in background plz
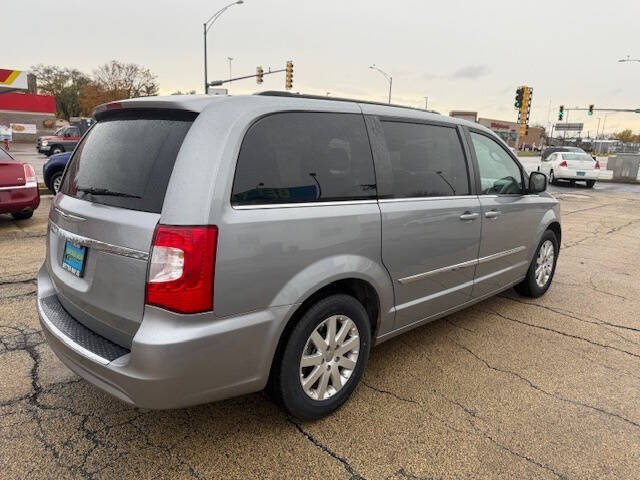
[449,111,478,123]
[0,69,57,143]
[0,93,56,142]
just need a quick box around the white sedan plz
[539,151,600,188]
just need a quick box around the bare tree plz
[92,60,159,98]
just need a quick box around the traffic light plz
[515,87,524,109]
[256,66,264,84]
[558,105,564,121]
[588,104,594,116]
[285,60,294,90]
[523,87,532,124]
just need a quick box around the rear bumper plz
[0,184,40,214]
[555,167,599,180]
[37,265,288,409]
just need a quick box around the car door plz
[467,129,541,297]
[366,115,482,330]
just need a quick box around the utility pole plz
[424,96,428,110]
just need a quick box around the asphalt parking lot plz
[1,187,639,480]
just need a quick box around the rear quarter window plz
[231,112,377,205]
[61,109,197,213]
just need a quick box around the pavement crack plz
[288,417,366,480]
[362,381,419,405]
[451,338,640,431]
[588,275,629,301]
[486,307,640,361]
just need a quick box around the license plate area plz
[577,171,585,176]
[62,240,87,277]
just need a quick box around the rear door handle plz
[485,210,501,219]
[459,212,479,222]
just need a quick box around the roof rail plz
[254,90,439,114]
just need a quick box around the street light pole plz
[424,96,428,110]
[227,57,233,93]
[369,64,392,104]
[203,1,244,94]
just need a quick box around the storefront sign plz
[9,123,36,134]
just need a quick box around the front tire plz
[271,294,371,420]
[50,146,64,155]
[514,230,558,298]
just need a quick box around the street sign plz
[555,123,583,132]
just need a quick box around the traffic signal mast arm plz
[208,67,287,86]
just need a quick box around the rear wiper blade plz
[76,186,141,199]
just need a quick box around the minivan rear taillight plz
[145,225,218,314]
[559,160,568,167]
[594,160,601,169]
[24,164,36,183]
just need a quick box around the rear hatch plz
[48,108,197,348]
[563,152,596,171]
[0,150,25,188]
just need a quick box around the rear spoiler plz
[92,95,219,120]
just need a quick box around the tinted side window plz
[232,113,376,205]
[470,132,523,195]
[380,121,469,198]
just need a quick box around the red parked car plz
[0,147,39,220]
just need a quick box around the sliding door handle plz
[459,212,479,222]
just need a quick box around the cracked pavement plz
[1,187,639,480]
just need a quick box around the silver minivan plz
[37,93,560,419]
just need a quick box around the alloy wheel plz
[299,315,360,401]
[53,175,62,193]
[535,240,555,288]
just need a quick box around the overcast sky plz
[7,0,640,134]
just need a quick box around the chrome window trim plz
[232,199,378,210]
[49,221,150,261]
[378,195,475,203]
[0,181,38,191]
[397,246,526,284]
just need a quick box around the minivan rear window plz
[232,112,377,205]
[60,109,197,213]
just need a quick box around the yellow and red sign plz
[0,69,28,91]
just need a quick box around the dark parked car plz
[0,147,40,220]
[43,151,72,193]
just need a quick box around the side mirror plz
[529,171,547,193]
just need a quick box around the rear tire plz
[50,146,64,155]
[514,230,558,298]
[549,170,557,185]
[11,210,33,220]
[586,180,596,188]
[270,294,371,420]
